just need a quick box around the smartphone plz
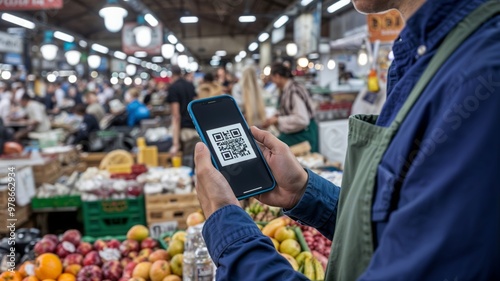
[188,95,276,200]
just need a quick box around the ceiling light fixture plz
[248,42,259,52]
[286,43,298,57]
[327,0,351,13]
[301,0,314,6]
[114,51,127,60]
[239,51,247,58]
[152,56,164,63]
[126,64,137,76]
[215,50,227,56]
[1,13,35,29]
[176,43,185,52]
[238,15,256,23]
[54,31,74,42]
[235,55,242,62]
[274,15,289,28]
[161,44,175,59]
[79,40,87,48]
[99,0,128,32]
[40,31,59,61]
[88,53,102,69]
[178,54,189,68]
[91,43,109,54]
[297,57,309,68]
[64,42,81,66]
[212,55,221,61]
[134,15,152,48]
[134,51,148,58]
[258,32,270,42]
[127,56,141,65]
[327,59,336,69]
[180,16,199,24]
[167,34,178,44]
[144,13,159,27]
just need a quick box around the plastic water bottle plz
[183,224,214,281]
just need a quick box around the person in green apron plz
[192,0,500,280]
[263,63,319,152]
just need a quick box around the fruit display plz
[76,168,144,201]
[13,225,183,280]
[257,217,324,280]
[291,222,331,270]
[245,200,281,222]
[137,167,193,195]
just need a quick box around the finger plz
[194,142,217,178]
[251,126,284,153]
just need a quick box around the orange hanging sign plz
[367,10,405,43]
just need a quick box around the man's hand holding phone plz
[194,126,308,218]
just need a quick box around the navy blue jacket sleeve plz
[359,70,500,280]
[202,205,309,281]
[284,169,341,240]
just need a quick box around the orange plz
[56,274,75,281]
[0,271,23,281]
[22,277,39,281]
[42,280,56,281]
[19,261,35,278]
[34,253,63,280]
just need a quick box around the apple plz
[118,278,129,281]
[186,212,205,227]
[62,229,82,246]
[128,251,139,259]
[128,278,146,281]
[77,242,93,256]
[77,265,102,281]
[120,240,140,256]
[34,238,57,255]
[140,237,158,250]
[279,239,301,258]
[274,226,296,243]
[138,248,153,259]
[120,257,132,269]
[162,275,181,281]
[107,239,121,249]
[56,242,76,258]
[102,260,123,281]
[93,239,107,251]
[149,249,169,263]
[43,234,59,244]
[64,253,84,266]
[83,251,102,266]
[65,264,82,275]
[132,262,152,280]
[122,261,137,279]
[169,254,183,277]
[149,260,171,281]
[126,225,149,242]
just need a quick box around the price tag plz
[149,221,178,239]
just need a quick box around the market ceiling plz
[0,0,349,64]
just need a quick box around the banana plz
[313,257,325,280]
[295,251,313,267]
[261,217,286,237]
[303,256,315,280]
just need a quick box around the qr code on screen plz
[206,123,257,167]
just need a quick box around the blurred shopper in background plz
[232,67,266,127]
[166,65,198,156]
[14,94,51,141]
[70,103,100,149]
[264,63,318,152]
[84,91,106,122]
[0,82,12,123]
[197,72,223,99]
[126,88,150,127]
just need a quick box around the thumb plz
[194,142,215,174]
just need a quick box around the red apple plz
[34,238,57,255]
[118,278,129,281]
[77,242,93,256]
[43,234,59,244]
[122,261,137,279]
[94,239,108,251]
[120,258,132,269]
[107,239,121,249]
[102,260,123,281]
[64,253,84,267]
[148,249,169,263]
[56,241,76,258]
[140,238,158,249]
[62,229,82,247]
[77,265,102,281]
[120,240,140,256]
[128,251,138,259]
[83,251,102,266]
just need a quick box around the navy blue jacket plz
[202,0,500,280]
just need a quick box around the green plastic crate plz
[31,195,82,209]
[82,195,146,237]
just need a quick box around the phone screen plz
[189,96,275,199]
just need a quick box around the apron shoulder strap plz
[389,0,500,132]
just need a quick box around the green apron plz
[326,2,500,280]
[278,119,319,152]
